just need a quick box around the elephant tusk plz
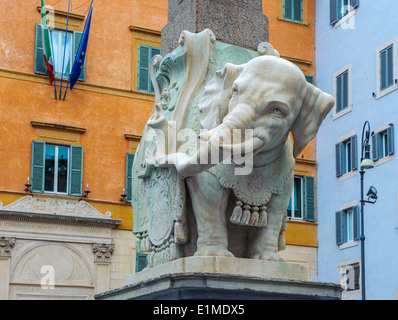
[219,137,264,155]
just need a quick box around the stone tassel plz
[249,206,259,226]
[258,205,268,227]
[240,205,251,225]
[230,201,243,224]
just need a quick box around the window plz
[336,135,358,177]
[34,23,86,81]
[287,176,315,222]
[283,0,302,23]
[336,70,349,113]
[380,45,394,91]
[339,259,361,298]
[376,39,397,98]
[31,141,84,196]
[336,206,360,245]
[138,45,161,93]
[372,124,395,161]
[126,153,135,203]
[330,0,359,25]
[136,253,148,273]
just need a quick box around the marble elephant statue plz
[156,55,334,261]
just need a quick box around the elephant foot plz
[250,251,286,262]
[194,245,235,258]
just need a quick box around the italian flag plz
[41,0,54,84]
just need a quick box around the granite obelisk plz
[161,0,269,55]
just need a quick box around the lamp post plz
[359,121,378,300]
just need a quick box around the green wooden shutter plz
[353,206,360,241]
[336,211,347,245]
[126,153,135,203]
[330,0,339,24]
[387,45,394,88]
[73,31,86,81]
[293,0,303,22]
[342,71,349,110]
[351,135,358,171]
[387,125,395,155]
[138,45,149,92]
[305,75,314,84]
[304,176,315,222]
[34,24,48,76]
[136,254,148,273]
[380,48,387,90]
[284,0,293,20]
[31,141,45,193]
[351,0,359,10]
[69,145,84,196]
[336,74,342,112]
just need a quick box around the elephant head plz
[199,55,334,159]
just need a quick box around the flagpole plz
[59,0,71,99]
[49,26,58,99]
[63,0,93,100]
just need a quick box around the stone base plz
[95,257,342,300]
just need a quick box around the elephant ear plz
[199,63,245,130]
[291,83,335,158]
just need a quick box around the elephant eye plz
[272,107,283,116]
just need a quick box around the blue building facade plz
[316,0,398,299]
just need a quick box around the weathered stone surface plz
[161,0,269,55]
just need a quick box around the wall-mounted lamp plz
[24,177,31,193]
[83,184,91,198]
[120,189,127,203]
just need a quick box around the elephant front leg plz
[247,207,287,262]
[186,172,234,257]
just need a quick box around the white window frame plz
[376,38,398,99]
[338,130,357,182]
[338,200,359,249]
[44,144,70,195]
[333,0,357,29]
[287,176,304,221]
[338,258,362,299]
[333,64,352,120]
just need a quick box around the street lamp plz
[359,121,377,300]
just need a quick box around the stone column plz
[0,237,15,300]
[161,0,269,55]
[92,243,115,295]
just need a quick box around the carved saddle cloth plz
[208,139,295,227]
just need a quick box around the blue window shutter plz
[73,31,86,82]
[34,24,48,76]
[387,46,394,88]
[353,206,360,241]
[69,145,84,196]
[336,74,342,112]
[342,71,349,110]
[126,153,135,203]
[336,211,346,245]
[380,49,387,90]
[136,254,148,273]
[31,141,45,193]
[304,176,315,222]
[387,125,395,155]
[336,143,342,177]
[330,0,339,24]
[351,0,359,9]
[351,135,358,171]
[371,133,380,161]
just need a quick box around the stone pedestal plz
[161,0,269,55]
[95,257,342,300]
